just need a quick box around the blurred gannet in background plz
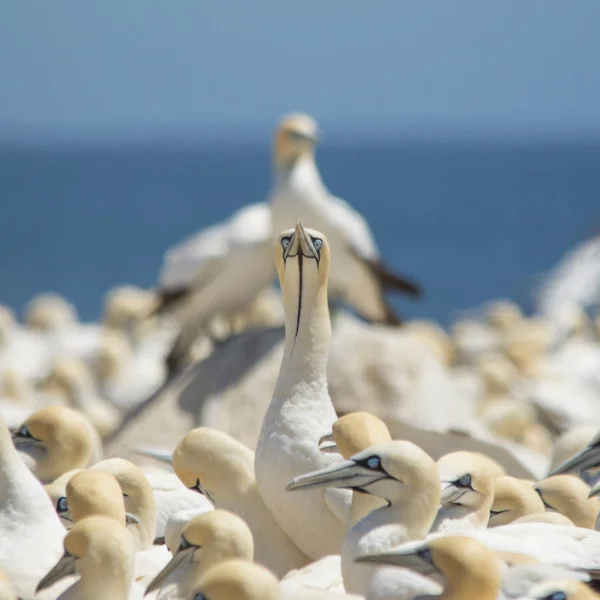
[0,570,16,600]
[489,476,546,527]
[152,202,274,373]
[12,405,102,483]
[0,368,45,429]
[357,536,501,600]
[102,285,158,338]
[172,427,309,576]
[534,475,600,529]
[41,357,121,437]
[287,440,441,597]
[188,559,280,600]
[144,509,254,599]
[255,225,351,559]
[270,113,421,324]
[0,416,64,599]
[535,232,600,339]
[36,516,139,600]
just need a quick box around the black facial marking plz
[295,253,303,339]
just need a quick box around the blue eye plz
[457,474,472,487]
[193,594,206,600]
[545,592,567,600]
[313,239,323,251]
[57,497,68,512]
[179,536,192,551]
[281,236,291,250]
[366,456,381,470]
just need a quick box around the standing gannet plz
[36,516,138,600]
[489,476,546,527]
[153,202,274,373]
[11,405,102,483]
[188,559,280,600]
[357,536,502,600]
[431,451,498,532]
[144,509,254,599]
[534,475,600,529]
[255,224,351,559]
[287,441,441,597]
[0,415,64,599]
[521,579,600,600]
[172,427,309,576]
[269,114,421,324]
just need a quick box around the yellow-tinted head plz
[489,476,545,527]
[275,224,330,342]
[66,470,126,525]
[535,475,600,529]
[12,405,95,482]
[331,412,392,460]
[191,559,280,600]
[274,113,319,170]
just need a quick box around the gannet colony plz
[2,114,600,600]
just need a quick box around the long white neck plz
[275,154,327,197]
[431,503,490,533]
[274,281,331,401]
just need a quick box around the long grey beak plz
[36,551,77,592]
[318,433,338,454]
[356,541,436,576]
[589,482,600,499]
[440,482,468,506]
[145,545,196,595]
[286,459,387,492]
[550,443,600,476]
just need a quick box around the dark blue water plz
[1,138,599,325]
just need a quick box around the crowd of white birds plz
[2,114,600,600]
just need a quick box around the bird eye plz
[18,425,30,438]
[545,593,567,600]
[179,536,191,551]
[193,594,207,600]
[57,497,68,512]
[281,236,292,250]
[366,456,381,470]
[419,548,432,563]
[312,238,323,252]
[457,474,472,487]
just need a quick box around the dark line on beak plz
[295,253,303,338]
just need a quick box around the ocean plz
[1,137,599,325]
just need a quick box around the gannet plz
[60,470,139,527]
[534,475,600,529]
[41,357,121,437]
[102,285,158,336]
[0,415,64,599]
[358,536,502,600]
[0,569,16,600]
[489,476,546,527]
[36,515,138,600]
[287,440,441,597]
[550,430,600,477]
[189,559,280,600]
[269,114,421,324]
[521,579,600,600]
[431,451,498,532]
[44,469,84,528]
[91,458,157,551]
[144,509,254,599]
[11,405,102,483]
[153,202,274,373]
[255,224,352,559]
[172,427,309,576]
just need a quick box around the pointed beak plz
[318,433,338,454]
[589,482,600,499]
[190,480,215,505]
[440,482,468,506]
[286,459,387,492]
[144,545,196,595]
[356,541,436,576]
[36,551,77,592]
[125,512,140,525]
[295,222,319,259]
[549,444,600,476]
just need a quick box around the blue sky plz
[1,2,600,140]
